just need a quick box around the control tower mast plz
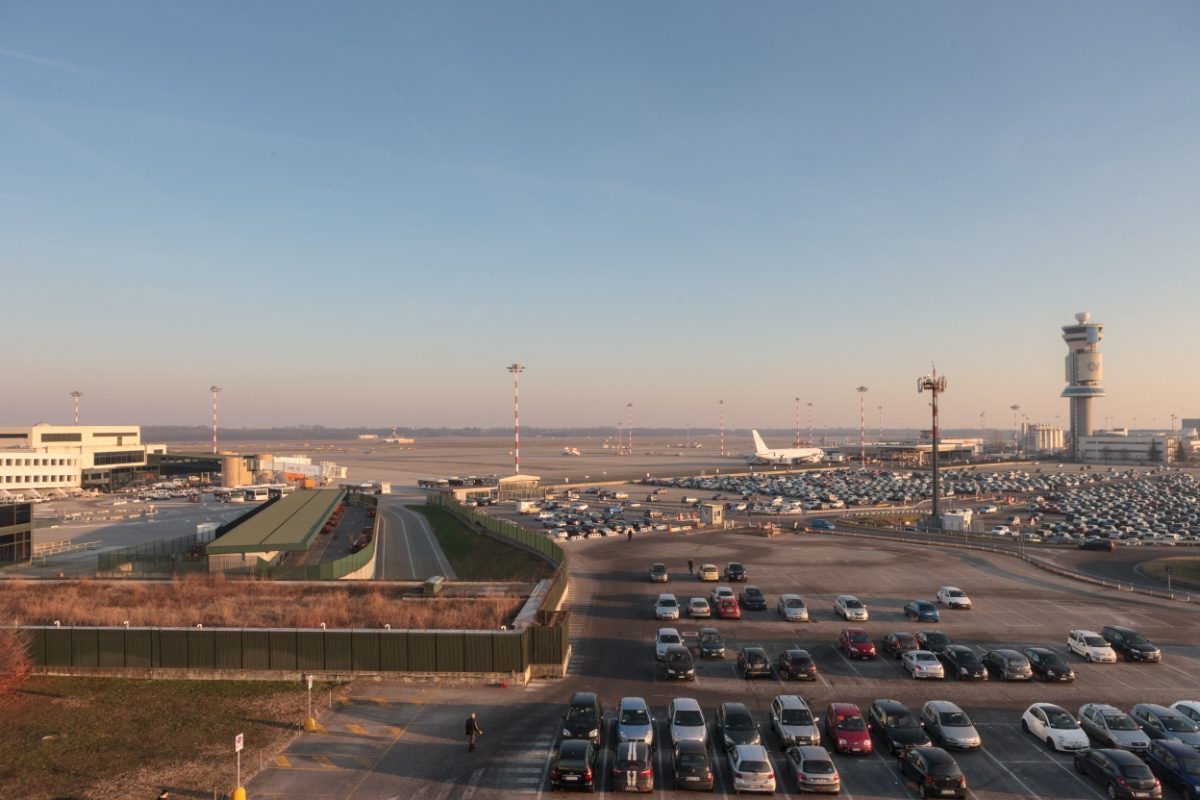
[1061,312,1106,460]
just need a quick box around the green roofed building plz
[206,488,345,574]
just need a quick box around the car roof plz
[1030,703,1068,713]
[827,702,861,715]
[842,627,867,634]
[793,745,831,760]
[1098,748,1146,765]
[733,743,768,758]
[1152,739,1198,756]
[699,626,719,634]
[722,701,751,714]
[1024,646,1056,655]
[990,648,1024,657]
[664,644,691,656]
[672,697,702,711]
[1072,628,1102,636]
[872,699,910,713]
[779,593,801,600]
[570,691,598,704]
[619,696,649,710]
[559,739,591,755]
[925,700,963,713]
[945,644,973,654]
[674,739,708,754]
[1134,703,1178,716]
[657,593,677,601]
[742,645,766,654]
[1103,624,1137,634]
[891,632,918,640]
[784,648,812,658]
[658,627,680,636]
[775,694,810,710]
[1081,703,1122,714]
[912,747,957,766]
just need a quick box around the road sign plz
[1166,565,1175,575]
[235,733,244,753]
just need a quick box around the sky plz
[2,2,1198,431]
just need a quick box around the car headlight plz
[588,728,599,739]
[562,728,571,737]
[839,739,848,747]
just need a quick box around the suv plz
[562,691,604,744]
[981,649,1033,681]
[724,562,748,581]
[868,699,931,754]
[1101,625,1163,662]
[616,697,655,749]
[770,694,821,749]
[716,702,762,751]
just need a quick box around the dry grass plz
[0,629,32,695]
[0,575,524,630]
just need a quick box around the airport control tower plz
[1061,311,1106,459]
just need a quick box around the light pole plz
[1010,404,1020,454]
[807,402,813,447]
[627,402,633,455]
[918,368,948,528]
[856,386,869,464]
[1171,413,1178,431]
[506,364,524,474]
[794,397,801,448]
[210,385,222,455]
[979,411,985,452]
[719,399,725,457]
[877,404,883,442]
[70,390,82,426]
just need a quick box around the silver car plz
[777,593,810,622]
[1078,703,1151,753]
[770,694,821,749]
[668,697,708,747]
[834,594,869,621]
[617,697,655,748]
[902,650,945,680]
[921,700,982,750]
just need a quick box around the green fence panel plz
[188,629,216,669]
[125,628,152,667]
[26,627,46,667]
[351,631,380,671]
[70,629,99,667]
[492,631,526,672]
[324,630,353,671]
[160,629,190,669]
[97,629,125,667]
[434,631,465,672]
[241,629,271,670]
[529,624,567,666]
[269,629,298,671]
[45,628,72,667]
[462,632,494,672]
[379,631,407,671]
[407,632,437,672]
[214,629,241,669]
[296,631,324,671]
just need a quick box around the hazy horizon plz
[4,3,1197,430]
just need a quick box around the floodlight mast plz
[918,369,948,527]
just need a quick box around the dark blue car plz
[1145,739,1200,797]
[904,600,940,622]
[810,518,836,530]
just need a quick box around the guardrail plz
[33,539,102,557]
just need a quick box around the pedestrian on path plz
[688,559,694,575]
[157,791,170,800]
[466,712,483,751]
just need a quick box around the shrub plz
[0,628,32,694]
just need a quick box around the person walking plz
[157,791,170,800]
[466,712,483,751]
[688,558,694,575]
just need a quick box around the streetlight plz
[506,364,524,474]
[719,399,725,456]
[807,402,814,447]
[1010,404,1020,454]
[70,390,82,426]
[210,385,222,455]
[794,397,801,448]
[919,368,948,529]
[877,404,883,443]
[856,387,869,464]
[627,402,634,454]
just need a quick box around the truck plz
[516,500,540,515]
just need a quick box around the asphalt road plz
[375,499,457,581]
[247,525,1200,800]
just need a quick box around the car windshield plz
[1041,654,1068,669]
[1119,763,1153,779]
[849,632,870,643]
[804,759,835,774]
[701,632,719,642]
[835,715,865,731]
[782,709,813,725]
[668,651,690,664]
[956,651,981,665]
[621,708,650,725]
[660,633,680,644]
[1045,709,1078,729]
[747,588,762,597]
[726,713,754,730]
[1178,755,1200,775]
[558,755,588,769]
[915,653,937,663]
[678,753,708,769]
[941,712,971,727]
[1104,714,1138,731]
[924,633,950,645]
[1085,636,1109,647]
[660,598,678,607]
[1163,716,1200,733]
[739,759,771,773]
[789,655,811,666]
[948,590,965,597]
[1125,632,1150,644]
[785,598,805,608]
[674,710,704,727]
[887,712,919,728]
[844,599,863,608]
[567,706,596,722]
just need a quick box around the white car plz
[656,627,682,660]
[936,586,972,609]
[1021,703,1090,752]
[777,593,809,622]
[1171,701,1200,725]
[834,594,869,621]
[1066,629,1118,663]
[728,744,777,794]
[688,597,712,618]
[709,585,735,606]
[902,650,945,680]
[655,593,681,621]
[981,505,999,513]
[990,525,1011,536]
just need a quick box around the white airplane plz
[562,446,581,456]
[748,430,825,465]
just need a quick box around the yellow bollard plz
[303,717,319,732]
[232,787,246,800]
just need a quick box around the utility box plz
[700,503,724,527]
[940,509,973,532]
[423,575,444,596]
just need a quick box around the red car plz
[824,702,872,754]
[839,627,877,660]
[716,597,742,620]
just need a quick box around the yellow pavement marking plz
[368,696,389,706]
[384,725,405,737]
[313,755,337,769]
[274,755,292,768]
[346,724,368,735]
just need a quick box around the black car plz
[739,585,768,610]
[776,649,819,681]
[698,627,726,659]
[612,741,655,793]
[1101,625,1162,662]
[716,702,762,750]
[1079,536,1115,551]
[981,649,1033,681]
[897,747,967,799]
[881,632,919,659]
[738,646,773,679]
[562,692,604,744]
[550,739,599,792]
[915,630,952,655]
[725,562,748,582]
[672,740,715,792]
[1023,647,1075,682]
[868,699,931,754]
[1073,748,1162,800]
[663,645,695,681]
[937,645,988,681]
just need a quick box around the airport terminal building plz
[0,424,164,496]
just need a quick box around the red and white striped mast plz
[70,390,82,426]
[626,402,633,455]
[794,396,801,447]
[507,364,524,474]
[210,385,222,454]
[719,399,725,456]
[856,386,868,464]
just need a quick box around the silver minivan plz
[769,695,821,749]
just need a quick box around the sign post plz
[304,674,318,732]
[232,733,245,800]
[1166,564,1175,592]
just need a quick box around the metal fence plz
[427,493,565,568]
[97,529,214,575]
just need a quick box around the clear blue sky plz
[3,2,1198,430]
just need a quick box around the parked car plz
[729,744,777,795]
[982,649,1033,681]
[777,593,809,622]
[1079,536,1116,551]
[784,745,840,794]
[824,702,872,754]
[770,694,821,750]
[868,699,931,754]
[920,701,982,750]
[716,702,762,751]
[671,740,715,792]
[1067,629,1118,663]
[716,597,742,620]
[611,741,655,793]
[776,649,819,681]
[655,593,681,621]
[668,697,708,747]
[834,594,869,621]
[1078,703,1151,754]
[1173,701,1200,725]
[656,628,682,660]
[1023,647,1076,682]
[810,518,836,530]
[1021,703,1090,752]
[1144,740,1200,798]
[738,646,773,679]
[904,600,940,622]
[688,597,711,618]
[1072,747,1162,799]
[902,650,945,680]
[616,697,655,749]
[650,563,670,582]
[937,645,988,681]
[698,627,726,659]
[936,586,972,609]
[562,692,604,744]
[697,563,720,581]
[915,630,953,655]
[897,746,968,799]
[1101,625,1163,662]
[881,631,919,659]
[663,645,695,681]
[1131,704,1200,748]
[725,562,748,582]
[839,627,877,660]
[709,585,735,605]
[739,585,768,611]
[550,739,599,792]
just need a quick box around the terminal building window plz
[94,451,145,466]
[40,432,83,442]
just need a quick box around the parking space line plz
[834,647,866,679]
[1047,754,1107,800]
[978,746,1044,799]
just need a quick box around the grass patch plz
[0,675,316,799]
[413,505,556,582]
[1141,557,1200,589]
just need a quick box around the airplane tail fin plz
[751,429,767,453]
